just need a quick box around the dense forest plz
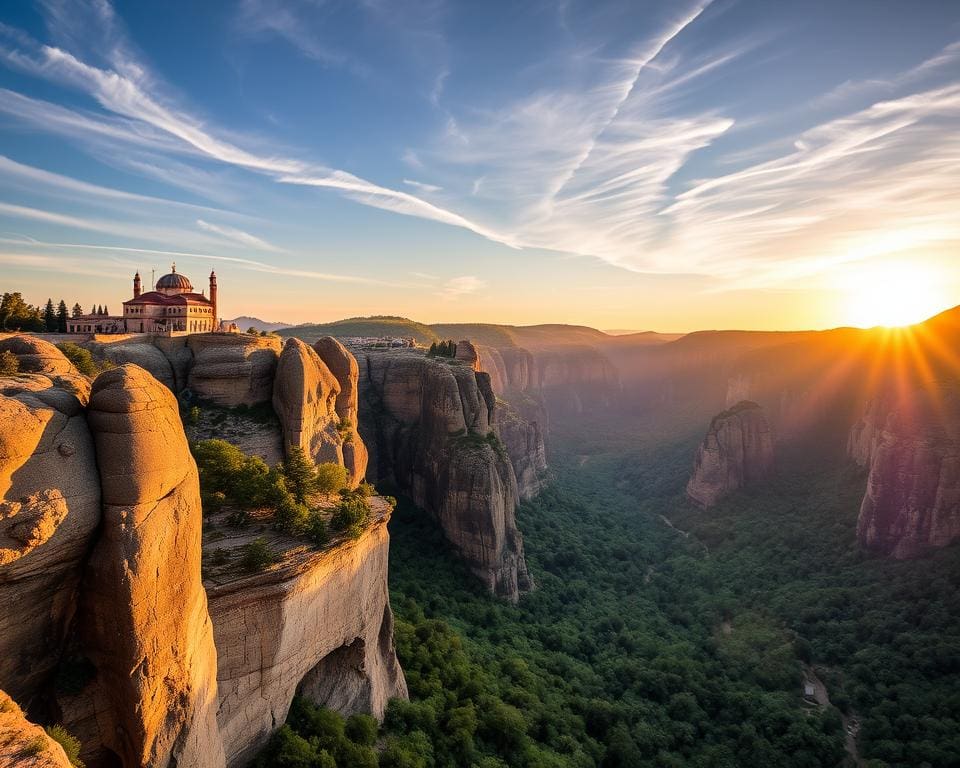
[260,411,960,768]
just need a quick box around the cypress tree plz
[56,300,68,332]
[43,299,56,332]
[72,303,83,318]
[103,305,109,316]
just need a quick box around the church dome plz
[155,267,193,292]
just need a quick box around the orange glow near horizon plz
[836,260,950,329]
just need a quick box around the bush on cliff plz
[55,342,113,377]
[255,699,377,768]
[316,462,348,494]
[240,538,277,572]
[44,725,85,768]
[284,446,318,503]
[331,491,370,539]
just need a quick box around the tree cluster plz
[427,340,458,358]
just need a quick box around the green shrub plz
[331,494,369,539]
[56,342,99,377]
[315,462,348,494]
[188,405,201,426]
[274,496,310,536]
[44,725,85,768]
[0,349,18,375]
[240,538,277,572]
[306,510,328,546]
[345,713,378,746]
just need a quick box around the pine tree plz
[96,304,103,316]
[56,300,68,332]
[90,305,95,316]
[282,446,317,504]
[428,342,438,356]
[103,305,109,316]
[72,303,83,318]
[43,299,56,332]
[450,340,457,358]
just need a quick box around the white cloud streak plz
[196,219,278,251]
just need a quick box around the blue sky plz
[0,0,958,330]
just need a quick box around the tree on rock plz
[283,446,317,503]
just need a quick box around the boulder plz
[0,375,100,706]
[686,401,775,508]
[84,339,176,390]
[0,336,75,376]
[74,364,224,768]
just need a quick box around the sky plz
[0,0,958,332]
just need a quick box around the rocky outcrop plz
[72,365,224,768]
[0,374,99,706]
[0,336,75,377]
[187,333,281,407]
[686,401,775,508]
[492,401,547,500]
[359,350,532,600]
[209,501,406,767]
[856,385,960,558]
[0,690,73,768]
[84,337,177,390]
[313,337,368,486]
[273,338,343,463]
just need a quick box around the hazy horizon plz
[1,0,958,332]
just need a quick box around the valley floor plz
[382,410,960,768]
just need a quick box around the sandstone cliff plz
[359,350,533,600]
[0,344,404,767]
[856,385,960,558]
[0,691,73,768]
[208,499,406,766]
[0,357,99,708]
[187,333,282,406]
[686,401,775,508]
[69,365,224,768]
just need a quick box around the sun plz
[838,260,949,328]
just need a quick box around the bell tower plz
[209,270,218,330]
[133,271,142,298]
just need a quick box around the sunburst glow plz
[838,260,949,329]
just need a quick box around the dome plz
[155,267,193,292]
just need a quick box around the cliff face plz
[0,340,405,767]
[856,386,960,558]
[0,365,99,706]
[686,401,775,508]
[65,366,225,768]
[188,334,282,407]
[209,501,406,766]
[359,350,532,601]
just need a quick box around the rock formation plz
[359,350,533,600]
[686,401,775,508]
[0,690,73,768]
[273,338,343,462]
[209,499,406,766]
[313,337,369,486]
[187,333,281,406]
[71,365,224,768]
[856,385,960,558]
[0,373,99,707]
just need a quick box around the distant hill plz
[226,316,292,333]
[278,316,440,345]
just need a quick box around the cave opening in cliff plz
[296,637,371,716]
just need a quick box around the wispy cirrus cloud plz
[196,219,278,252]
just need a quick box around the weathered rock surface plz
[0,375,99,706]
[188,333,281,407]
[0,336,75,377]
[0,690,73,768]
[359,351,532,600]
[209,503,406,767]
[84,338,177,390]
[313,337,368,486]
[492,401,547,501]
[686,401,775,508]
[74,364,224,768]
[856,385,960,558]
[274,338,341,458]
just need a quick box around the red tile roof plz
[123,291,212,306]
